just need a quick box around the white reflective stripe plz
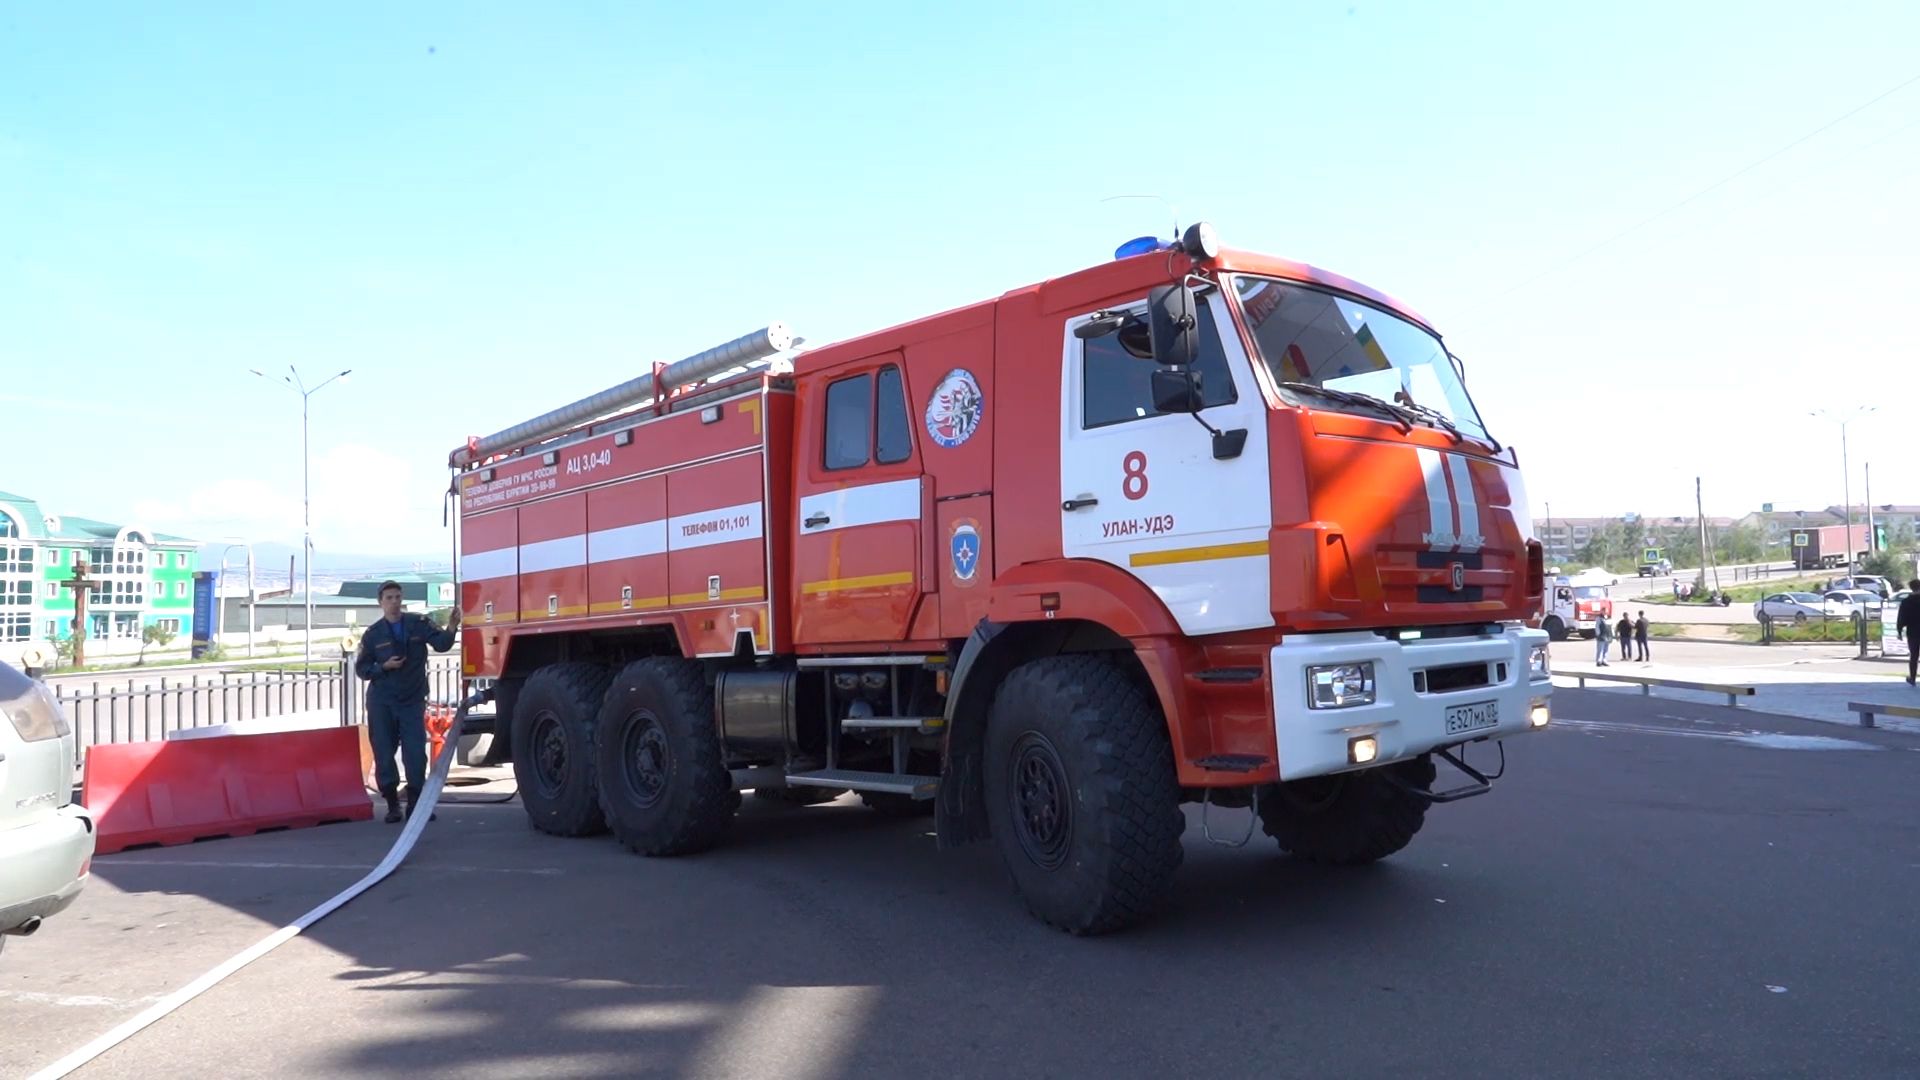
[588,520,668,561]
[798,477,921,534]
[460,548,517,581]
[1413,447,1455,549]
[1446,454,1483,552]
[669,501,764,551]
[519,535,586,574]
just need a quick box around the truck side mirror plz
[1150,368,1202,413]
[1147,283,1197,367]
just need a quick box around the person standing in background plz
[1616,613,1633,663]
[1594,613,1613,667]
[1634,611,1651,662]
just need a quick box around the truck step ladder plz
[839,715,945,734]
[785,769,939,799]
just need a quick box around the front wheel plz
[984,655,1184,935]
[1542,616,1567,642]
[1256,757,1435,865]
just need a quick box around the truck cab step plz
[840,715,945,734]
[785,769,938,799]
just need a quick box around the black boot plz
[381,787,402,824]
[405,788,436,823]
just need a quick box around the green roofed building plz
[0,490,200,647]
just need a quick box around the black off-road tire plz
[1256,756,1436,865]
[594,658,739,856]
[1542,616,1567,642]
[753,786,845,806]
[512,663,611,837]
[983,654,1185,935]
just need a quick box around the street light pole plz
[1811,407,1874,572]
[252,366,351,669]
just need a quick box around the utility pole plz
[1696,477,1720,595]
[62,559,100,668]
[1865,462,1875,553]
[1811,407,1873,572]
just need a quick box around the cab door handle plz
[804,513,831,528]
[1062,497,1099,511]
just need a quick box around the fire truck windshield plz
[1231,275,1492,443]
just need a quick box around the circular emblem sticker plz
[925,368,983,449]
[950,519,981,585]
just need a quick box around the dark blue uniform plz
[354,613,456,800]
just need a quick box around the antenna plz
[1099,194,1180,239]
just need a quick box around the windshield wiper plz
[1277,382,1414,433]
[1397,401,1464,443]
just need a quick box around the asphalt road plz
[5,693,1917,1079]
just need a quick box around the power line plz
[1490,70,1920,301]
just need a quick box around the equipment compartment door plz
[1058,291,1274,635]
[794,354,927,645]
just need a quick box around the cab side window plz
[875,366,911,464]
[824,365,914,470]
[824,373,871,470]
[1081,298,1237,429]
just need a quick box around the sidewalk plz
[1551,643,1920,735]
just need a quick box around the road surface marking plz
[100,859,562,876]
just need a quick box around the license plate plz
[1445,700,1499,735]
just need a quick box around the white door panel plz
[1059,292,1274,635]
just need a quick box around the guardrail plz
[1565,669,1757,708]
[1846,701,1920,729]
[50,657,464,763]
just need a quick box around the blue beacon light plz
[1113,235,1167,260]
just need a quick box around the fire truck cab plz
[1542,576,1613,640]
[452,224,1553,934]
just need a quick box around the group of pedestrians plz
[1593,611,1651,666]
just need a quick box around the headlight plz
[1529,644,1551,678]
[1307,662,1375,709]
[3,686,70,742]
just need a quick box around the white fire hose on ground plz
[26,691,484,1080]
[30,485,485,1080]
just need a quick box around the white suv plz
[0,660,93,955]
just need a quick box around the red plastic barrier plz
[82,726,373,855]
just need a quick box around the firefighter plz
[354,581,459,822]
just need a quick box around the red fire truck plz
[450,224,1553,934]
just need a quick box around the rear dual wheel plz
[594,658,738,856]
[512,663,612,837]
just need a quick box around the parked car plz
[1753,592,1845,622]
[1,660,93,956]
[1830,575,1893,597]
[1824,589,1881,615]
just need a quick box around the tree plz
[138,623,176,666]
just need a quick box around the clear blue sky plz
[4,2,1917,560]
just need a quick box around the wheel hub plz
[621,711,671,809]
[530,712,568,798]
[1009,732,1072,871]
